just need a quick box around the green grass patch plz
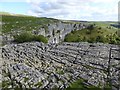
[2,81,11,88]
[24,77,29,82]
[13,31,48,43]
[2,15,59,33]
[56,69,64,75]
[34,81,43,88]
[64,25,120,44]
[66,78,102,90]
[67,78,85,89]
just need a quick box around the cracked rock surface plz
[1,42,120,89]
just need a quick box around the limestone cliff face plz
[45,22,87,43]
[2,21,87,44]
[31,21,87,44]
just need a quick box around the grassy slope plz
[0,11,33,17]
[64,21,120,44]
[2,15,59,33]
[0,12,11,15]
[90,21,118,32]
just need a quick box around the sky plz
[0,0,119,21]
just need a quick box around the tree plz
[87,24,94,34]
[13,31,48,43]
[87,24,94,30]
[96,36,104,43]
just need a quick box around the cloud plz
[27,0,119,21]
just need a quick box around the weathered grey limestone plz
[1,42,120,89]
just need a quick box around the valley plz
[0,14,120,89]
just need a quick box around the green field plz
[64,22,120,44]
[1,15,59,33]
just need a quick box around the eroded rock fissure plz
[1,42,120,89]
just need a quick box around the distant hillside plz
[0,11,12,15]
[1,14,87,45]
[0,11,33,17]
[1,13,120,45]
[2,15,59,33]
[64,24,120,44]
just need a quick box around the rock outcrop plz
[2,22,87,45]
[1,42,120,89]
